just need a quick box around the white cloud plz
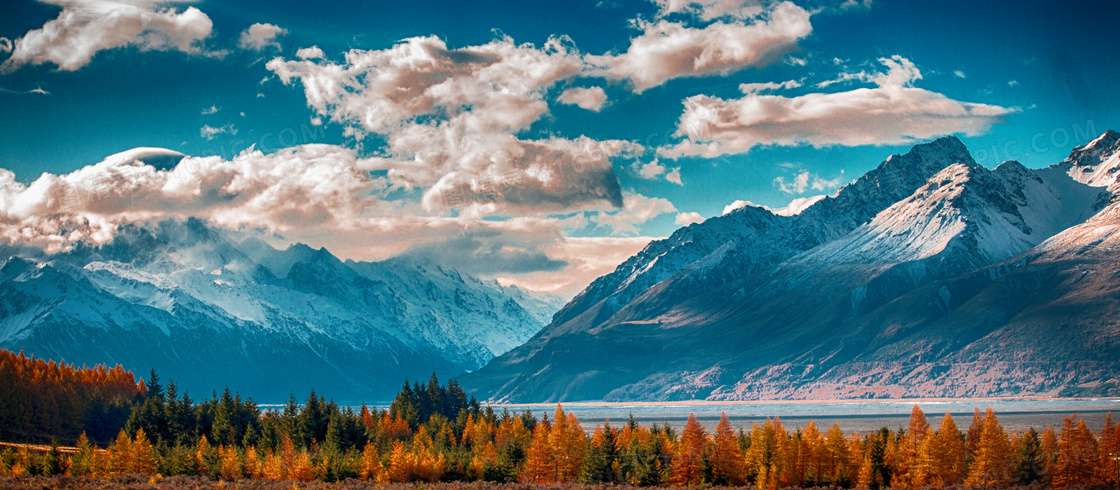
[594,193,676,235]
[269,34,636,214]
[774,169,844,194]
[739,79,801,94]
[838,0,872,10]
[773,195,825,216]
[585,1,812,93]
[557,86,608,111]
[720,195,824,217]
[953,70,966,79]
[666,167,683,185]
[653,0,764,21]
[238,23,287,51]
[675,211,705,225]
[637,160,666,179]
[1,0,219,72]
[200,105,220,115]
[1008,80,1019,87]
[0,37,11,54]
[722,199,751,215]
[662,56,1016,158]
[295,45,325,60]
[199,123,236,140]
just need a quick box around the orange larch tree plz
[965,407,1012,487]
[670,412,708,487]
[710,411,746,485]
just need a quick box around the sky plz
[1,0,1118,297]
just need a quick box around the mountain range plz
[0,218,562,403]
[459,130,1120,402]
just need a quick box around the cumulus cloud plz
[199,123,236,140]
[585,1,812,93]
[557,86,608,111]
[666,167,683,185]
[0,37,11,54]
[721,194,824,217]
[675,211,705,225]
[740,79,801,93]
[200,105,220,115]
[722,199,751,215]
[268,34,636,214]
[637,160,666,179]
[594,193,676,235]
[662,55,1016,158]
[238,23,287,51]
[953,70,966,79]
[1,0,219,72]
[653,0,764,21]
[295,46,325,60]
[773,169,844,194]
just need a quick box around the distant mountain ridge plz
[0,218,561,403]
[459,131,1120,402]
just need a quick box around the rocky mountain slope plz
[459,131,1120,402]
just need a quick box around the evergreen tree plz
[1012,427,1042,485]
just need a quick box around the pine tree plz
[1011,428,1042,485]
[521,419,553,483]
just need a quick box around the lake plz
[492,398,1120,434]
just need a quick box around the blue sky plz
[1,0,1118,295]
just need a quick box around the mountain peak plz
[1063,130,1120,188]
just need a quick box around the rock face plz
[459,131,1120,402]
[0,219,561,403]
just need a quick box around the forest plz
[2,348,1119,488]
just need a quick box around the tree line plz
[2,351,1120,487]
[0,349,144,445]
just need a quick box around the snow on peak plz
[1063,130,1120,189]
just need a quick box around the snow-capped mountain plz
[0,218,559,403]
[459,131,1120,402]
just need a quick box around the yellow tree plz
[548,406,586,483]
[219,445,242,480]
[109,429,132,475]
[745,420,777,487]
[896,404,930,488]
[925,412,965,486]
[1099,413,1120,485]
[360,441,385,482]
[965,407,1011,486]
[799,421,825,486]
[1040,425,1059,484]
[131,427,156,475]
[710,412,746,485]
[670,412,708,486]
[1054,415,1099,487]
[244,446,261,478]
[823,423,851,485]
[520,419,553,483]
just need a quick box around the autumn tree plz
[965,407,1012,487]
[924,412,965,486]
[1053,415,1099,487]
[709,412,746,485]
[670,412,708,486]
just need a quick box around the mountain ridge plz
[459,131,1120,403]
[0,218,559,403]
